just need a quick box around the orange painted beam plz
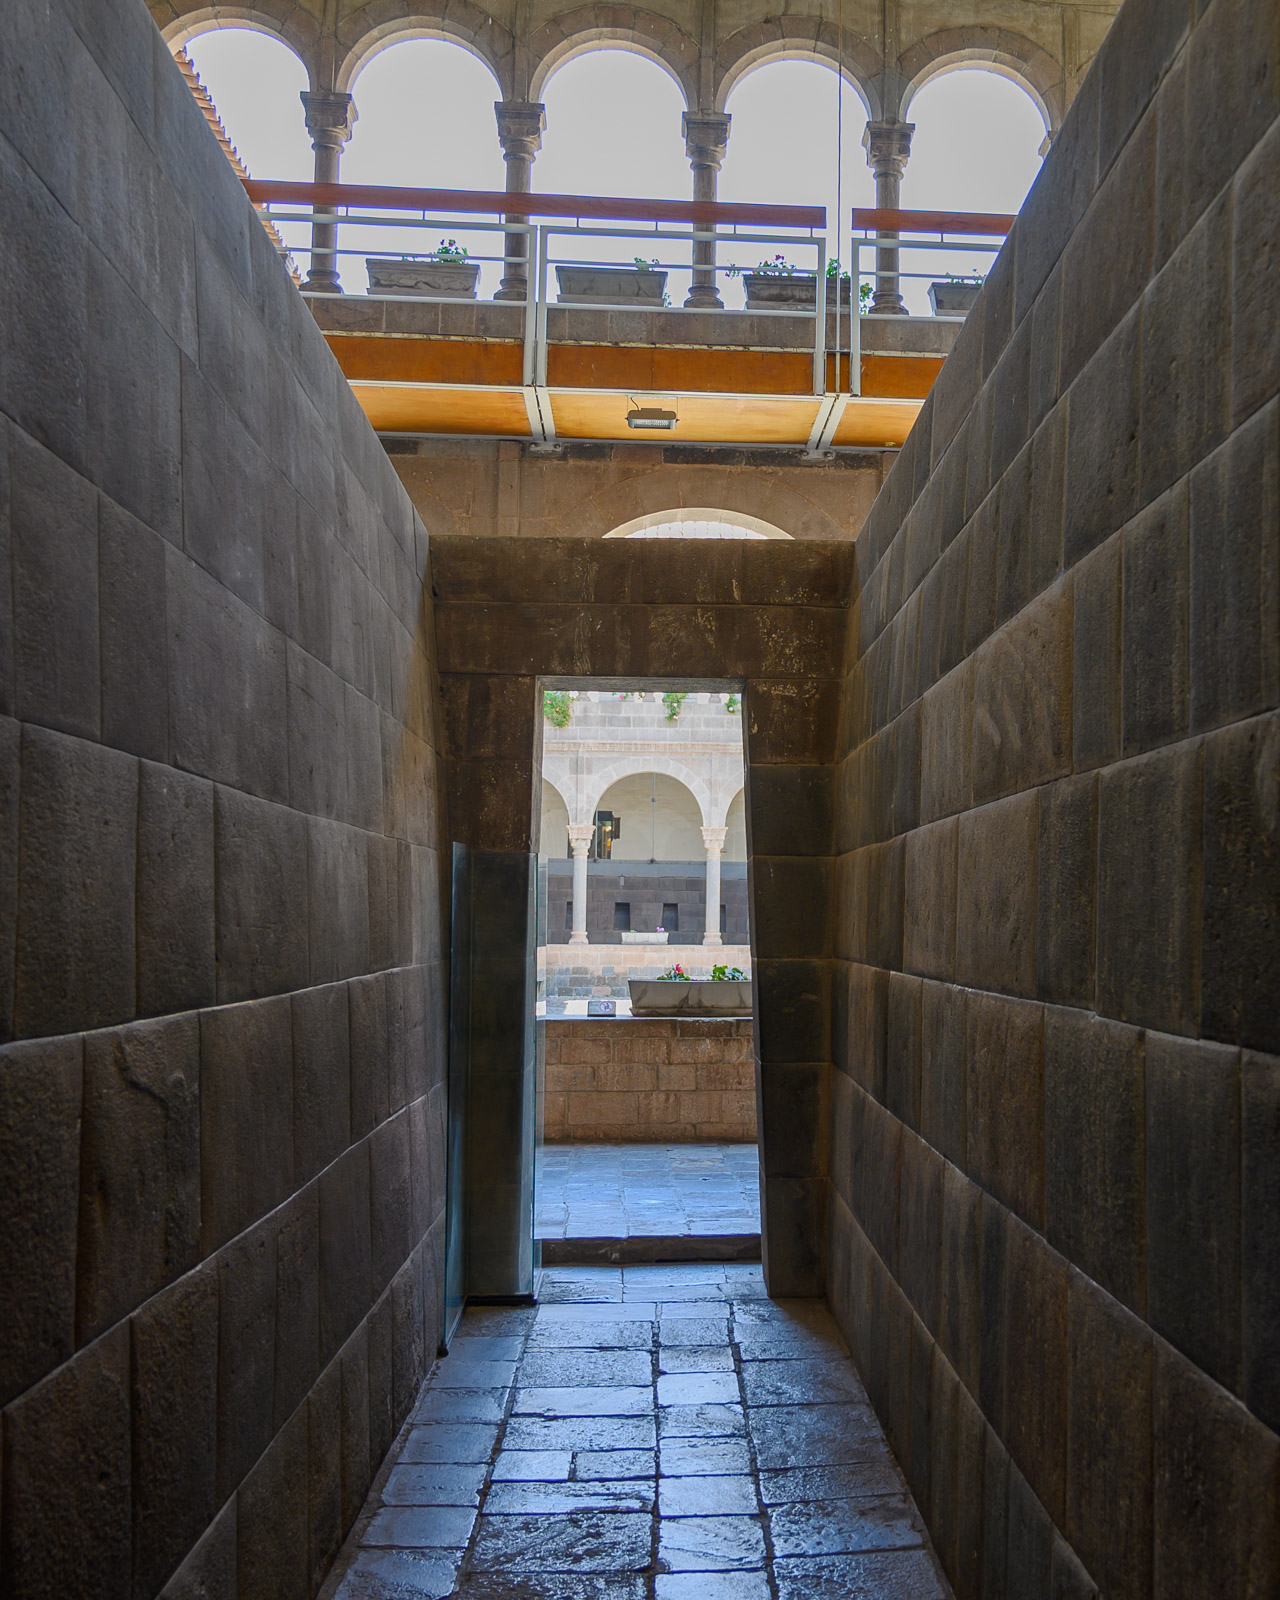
[323,334,524,387]
[544,343,816,397]
[244,178,825,230]
[859,353,946,400]
[851,206,1014,236]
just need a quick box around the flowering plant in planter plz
[431,238,468,262]
[658,964,689,981]
[710,965,747,981]
[727,254,803,278]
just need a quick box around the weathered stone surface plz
[919,979,965,1171]
[971,577,1072,805]
[0,716,16,1039]
[131,1266,219,1600]
[1200,713,1280,1054]
[2,1324,132,1598]
[1035,773,1097,1008]
[1145,1031,1241,1392]
[919,660,973,825]
[1063,308,1142,566]
[308,1355,343,1590]
[99,498,169,761]
[1153,1341,1280,1600]
[157,1500,237,1600]
[213,786,309,1005]
[1071,532,1122,772]
[938,1164,981,1397]
[237,1406,309,1600]
[1242,1051,1280,1433]
[965,994,1045,1230]
[1231,113,1280,427]
[200,994,294,1253]
[274,1185,321,1428]
[1122,484,1190,755]
[217,1218,278,1502]
[308,816,370,986]
[0,1033,82,1405]
[955,791,1038,998]
[292,981,351,1184]
[1003,1218,1068,1524]
[1044,1008,1146,1314]
[1096,742,1201,1036]
[903,819,957,980]
[137,762,216,1016]
[884,973,922,1133]
[15,724,137,1037]
[78,1012,201,1342]
[320,1142,373,1364]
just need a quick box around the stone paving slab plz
[536,1143,760,1241]
[320,1264,954,1600]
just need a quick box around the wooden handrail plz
[852,206,1014,236]
[242,178,826,230]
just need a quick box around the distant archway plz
[539,781,570,856]
[594,772,705,860]
[180,26,314,178]
[723,788,746,861]
[604,508,793,540]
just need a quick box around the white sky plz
[185,30,1046,308]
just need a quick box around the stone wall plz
[828,2,1280,1598]
[0,2,449,1595]
[545,1020,757,1141]
[545,867,751,947]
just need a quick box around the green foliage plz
[662,692,687,721]
[658,963,689,981]
[431,238,468,262]
[725,693,741,714]
[543,690,572,728]
[710,964,747,982]
[859,280,873,314]
[945,270,986,287]
[727,254,804,279]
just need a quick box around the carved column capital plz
[682,111,731,171]
[300,89,357,151]
[700,826,728,853]
[861,119,914,179]
[567,823,594,856]
[494,100,547,161]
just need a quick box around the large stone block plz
[966,993,1045,1230]
[962,490,998,656]
[1096,742,1201,1036]
[156,1499,237,1600]
[1139,189,1231,504]
[0,716,16,1038]
[1044,1008,1146,1315]
[274,1185,320,1429]
[751,856,832,960]
[87,250,182,545]
[15,724,137,1037]
[1231,113,1280,427]
[307,816,370,986]
[990,312,1032,484]
[131,1265,219,1600]
[1242,1050,1280,1432]
[286,641,347,823]
[938,1163,981,1397]
[78,1012,201,1342]
[971,577,1073,804]
[1153,1340,1280,1600]
[292,982,351,1186]
[339,1322,371,1532]
[1145,1031,1241,1392]
[1063,308,1142,567]
[919,660,973,825]
[1065,1268,1153,1600]
[898,1130,942,1336]
[166,545,288,804]
[1003,1217,1069,1524]
[1122,483,1190,755]
[1005,1461,1053,1600]
[1012,61,1099,323]
[199,994,294,1253]
[392,1250,427,1425]
[981,1415,1010,1600]
[1187,397,1279,734]
[955,791,1038,998]
[745,677,841,766]
[1,1323,131,1598]
[136,761,216,1017]
[884,972,922,1131]
[1201,713,1280,1052]
[308,1355,343,1590]
[319,1142,372,1365]
[903,818,957,981]
[370,1109,414,1298]
[1035,772,1098,1009]
[1071,532,1122,773]
[216,1217,277,1502]
[753,958,831,1066]
[349,972,391,1142]
[236,1405,309,1600]
[179,354,267,619]
[99,498,168,761]
[1059,108,1155,393]
[0,1033,81,1406]
[213,786,308,1005]
[1094,0,1190,179]
[919,979,965,1170]
[367,1292,395,1468]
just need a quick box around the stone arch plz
[585,479,850,541]
[593,767,708,860]
[897,28,1062,135]
[713,20,882,119]
[539,779,571,855]
[528,7,701,111]
[585,757,711,833]
[156,5,319,84]
[604,507,793,539]
[334,3,515,97]
[722,786,747,860]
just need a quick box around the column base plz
[702,934,724,948]
[304,273,344,295]
[494,280,529,301]
[568,932,590,945]
[684,288,723,310]
[870,294,907,315]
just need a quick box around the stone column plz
[300,90,357,293]
[862,120,914,315]
[494,101,546,301]
[701,826,727,946]
[567,823,593,944]
[682,112,730,309]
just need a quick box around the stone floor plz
[534,1144,761,1241]
[323,1264,953,1600]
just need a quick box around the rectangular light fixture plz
[626,406,677,430]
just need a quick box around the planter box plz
[556,265,667,306]
[628,978,752,1017]
[620,930,668,944]
[742,271,832,311]
[366,258,480,299]
[928,280,982,316]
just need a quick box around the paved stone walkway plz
[324,1264,952,1600]
[535,1144,761,1240]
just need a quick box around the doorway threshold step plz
[541,1233,761,1264]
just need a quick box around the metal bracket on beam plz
[524,385,562,454]
[800,393,849,461]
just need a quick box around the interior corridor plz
[322,1264,950,1599]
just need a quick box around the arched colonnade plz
[151,0,1107,304]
